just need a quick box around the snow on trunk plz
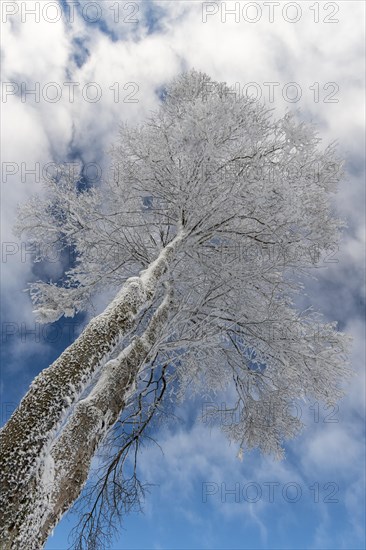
[22,285,172,548]
[0,234,184,549]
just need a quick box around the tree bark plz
[0,234,183,549]
[37,286,172,548]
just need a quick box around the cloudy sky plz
[1,1,365,549]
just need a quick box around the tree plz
[0,70,351,549]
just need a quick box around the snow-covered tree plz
[0,70,351,549]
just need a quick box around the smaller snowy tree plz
[0,70,351,549]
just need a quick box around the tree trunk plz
[38,287,172,548]
[0,234,184,549]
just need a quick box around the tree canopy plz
[1,70,351,549]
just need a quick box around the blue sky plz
[1,1,365,549]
